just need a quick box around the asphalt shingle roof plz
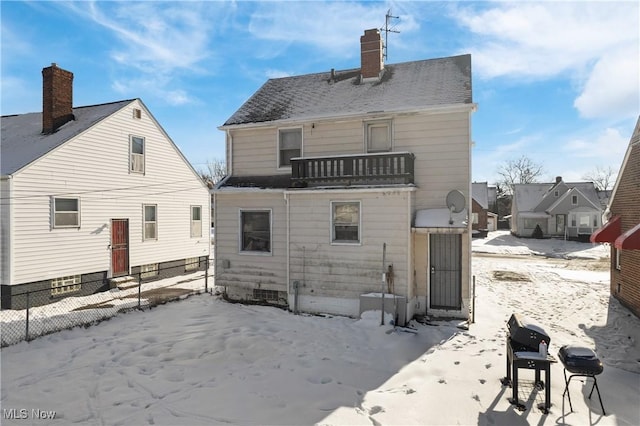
[222,55,472,126]
[1,100,133,175]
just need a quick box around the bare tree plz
[497,155,544,195]
[198,158,227,188]
[582,166,616,191]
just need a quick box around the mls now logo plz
[3,408,56,420]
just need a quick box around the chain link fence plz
[1,257,212,347]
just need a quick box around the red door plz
[111,219,129,277]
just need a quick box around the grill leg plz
[588,376,606,415]
[562,369,574,412]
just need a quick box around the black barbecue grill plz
[502,313,556,413]
[558,345,605,414]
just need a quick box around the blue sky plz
[2,1,638,185]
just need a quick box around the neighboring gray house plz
[1,64,210,309]
[214,29,476,324]
[509,177,603,238]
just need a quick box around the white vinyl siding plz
[191,205,202,237]
[278,128,302,168]
[144,204,157,240]
[52,197,80,228]
[130,135,145,174]
[215,192,286,294]
[6,100,210,285]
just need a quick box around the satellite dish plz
[446,190,466,213]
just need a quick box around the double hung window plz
[144,204,157,240]
[191,206,202,237]
[332,201,360,244]
[278,128,302,168]
[240,210,271,253]
[130,136,145,173]
[366,120,392,152]
[53,197,80,228]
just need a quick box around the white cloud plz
[574,44,640,119]
[454,2,639,120]
[563,127,629,159]
[61,1,221,104]
[247,2,411,59]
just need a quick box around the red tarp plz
[590,215,621,243]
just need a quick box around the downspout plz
[284,191,292,312]
[406,191,412,325]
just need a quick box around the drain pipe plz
[381,242,386,326]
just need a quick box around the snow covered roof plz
[222,55,472,127]
[414,208,468,228]
[472,182,488,209]
[1,100,134,175]
[513,181,601,213]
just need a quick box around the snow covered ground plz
[1,232,638,425]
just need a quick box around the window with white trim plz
[130,135,145,173]
[332,201,360,244]
[278,128,302,168]
[143,204,157,240]
[52,197,80,228]
[571,195,578,205]
[472,213,479,224]
[191,206,202,237]
[365,120,391,152]
[615,248,621,270]
[51,275,81,296]
[240,210,271,253]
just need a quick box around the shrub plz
[532,224,544,239]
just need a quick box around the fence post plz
[137,271,142,309]
[25,291,30,342]
[205,256,209,293]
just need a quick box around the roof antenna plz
[380,9,400,62]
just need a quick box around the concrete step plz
[109,276,138,290]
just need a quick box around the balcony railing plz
[291,152,414,187]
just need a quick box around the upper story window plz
[191,206,202,238]
[52,197,80,228]
[365,120,392,152]
[571,195,578,205]
[278,128,302,168]
[332,201,361,244]
[143,204,157,240]
[240,210,271,253]
[130,136,145,174]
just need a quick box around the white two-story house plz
[214,30,476,324]
[1,64,210,309]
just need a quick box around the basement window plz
[185,257,199,271]
[140,263,158,279]
[253,289,279,301]
[51,275,81,296]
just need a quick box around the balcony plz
[291,152,415,187]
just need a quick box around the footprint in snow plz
[485,363,492,369]
[438,378,447,384]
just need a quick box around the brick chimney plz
[42,63,74,134]
[360,29,384,80]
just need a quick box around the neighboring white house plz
[1,64,210,309]
[509,177,604,239]
[214,29,476,324]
